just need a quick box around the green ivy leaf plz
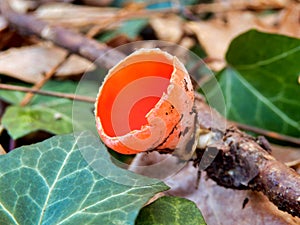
[0,80,97,139]
[215,68,300,136]
[1,102,74,139]
[0,132,168,225]
[97,19,148,42]
[135,196,206,225]
[119,19,149,39]
[215,30,300,137]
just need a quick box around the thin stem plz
[2,84,299,146]
[0,83,95,103]
[232,121,300,146]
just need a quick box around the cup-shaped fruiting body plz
[95,48,195,154]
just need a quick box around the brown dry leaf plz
[0,43,94,83]
[149,15,184,43]
[276,3,300,38]
[56,54,95,77]
[34,3,118,29]
[186,11,268,60]
[130,152,300,225]
[187,3,299,64]
[0,44,65,83]
[271,144,300,164]
[271,144,300,174]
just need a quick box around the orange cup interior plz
[97,61,173,137]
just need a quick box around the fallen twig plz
[0,83,95,103]
[195,95,300,218]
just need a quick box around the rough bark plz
[195,95,300,218]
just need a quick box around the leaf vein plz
[235,45,300,69]
[0,202,20,225]
[57,188,137,224]
[37,135,79,225]
[237,74,300,130]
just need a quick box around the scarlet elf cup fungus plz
[95,48,195,155]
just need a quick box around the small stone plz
[54,113,62,120]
